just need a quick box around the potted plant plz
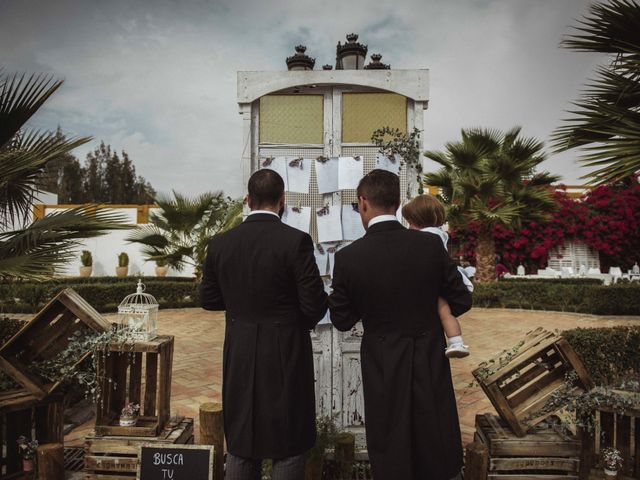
[16,435,38,473]
[602,447,623,479]
[155,258,169,277]
[119,402,140,426]
[116,252,129,277]
[79,250,93,277]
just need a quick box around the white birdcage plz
[117,279,158,341]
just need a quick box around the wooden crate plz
[95,335,174,437]
[472,328,594,436]
[576,388,640,480]
[472,413,582,480]
[0,288,111,399]
[84,416,194,479]
[0,388,64,479]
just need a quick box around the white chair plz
[578,264,587,276]
[588,267,601,275]
[561,267,574,277]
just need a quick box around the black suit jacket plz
[329,220,472,480]
[200,213,328,458]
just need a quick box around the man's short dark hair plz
[357,169,400,210]
[248,169,285,208]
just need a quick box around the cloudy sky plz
[2,0,603,198]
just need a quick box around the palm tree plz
[126,191,242,279]
[0,71,127,280]
[424,127,559,282]
[552,0,640,185]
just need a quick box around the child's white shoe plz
[445,343,469,358]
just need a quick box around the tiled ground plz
[64,307,640,448]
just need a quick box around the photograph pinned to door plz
[260,156,289,190]
[286,157,312,193]
[316,205,343,243]
[315,156,339,194]
[338,156,363,190]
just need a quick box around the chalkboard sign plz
[137,444,214,480]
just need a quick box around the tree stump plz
[199,402,224,480]
[36,443,64,480]
[334,432,355,480]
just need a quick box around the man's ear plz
[246,195,254,210]
[278,193,285,210]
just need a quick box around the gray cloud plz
[1,0,603,197]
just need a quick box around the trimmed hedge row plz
[499,277,603,285]
[474,281,640,315]
[563,326,640,386]
[2,279,639,315]
[1,280,199,314]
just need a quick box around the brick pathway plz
[64,308,640,448]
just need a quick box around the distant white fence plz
[35,204,195,278]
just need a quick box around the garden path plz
[63,308,640,448]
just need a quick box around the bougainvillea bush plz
[449,176,640,272]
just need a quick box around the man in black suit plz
[329,170,472,480]
[200,169,328,480]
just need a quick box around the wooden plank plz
[24,310,77,361]
[85,474,137,480]
[486,383,527,436]
[112,354,128,412]
[0,300,66,354]
[143,352,158,416]
[634,417,640,478]
[128,353,142,405]
[34,397,64,443]
[508,365,567,409]
[600,411,614,449]
[0,355,47,398]
[615,414,631,473]
[85,455,139,473]
[487,476,578,480]
[465,442,488,480]
[512,377,568,418]
[157,337,174,424]
[554,339,594,390]
[501,352,562,397]
[490,457,579,473]
[576,422,595,480]
[58,288,111,332]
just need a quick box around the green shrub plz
[563,326,640,385]
[1,280,200,314]
[474,281,640,315]
[0,317,27,390]
[499,277,603,285]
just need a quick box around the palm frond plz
[0,73,64,148]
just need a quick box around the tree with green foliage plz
[126,191,242,279]
[424,127,559,282]
[552,0,640,185]
[0,71,127,280]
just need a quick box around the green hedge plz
[474,282,640,315]
[1,280,199,314]
[563,326,640,385]
[499,277,603,285]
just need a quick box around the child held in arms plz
[402,194,474,358]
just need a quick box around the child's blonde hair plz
[401,194,446,228]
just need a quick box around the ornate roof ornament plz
[286,45,316,71]
[364,53,390,70]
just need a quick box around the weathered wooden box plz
[84,416,194,479]
[0,288,111,399]
[472,328,594,436]
[95,335,174,437]
[473,413,581,480]
[576,388,640,479]
[0,388,64,479]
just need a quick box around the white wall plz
[43,206,196,278]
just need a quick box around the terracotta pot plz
[119,415,137,427]
[115,266,128,278]
[22,458,34,472]
[155,266,169,277]
[604,468,618,480]
[79,266,92,277]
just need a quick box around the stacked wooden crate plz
[0,289,112,479]
[466,328,595,480]
[85,334,194,478]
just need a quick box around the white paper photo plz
[282,205,311,234]
[375,152,401,176]
[316,205,343,243]
[260,156,288,191]
[314,243,329,276]
[286,157,311,193]
[338,156,364,190]
[315,156,340,194]
[341,203,365,241]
